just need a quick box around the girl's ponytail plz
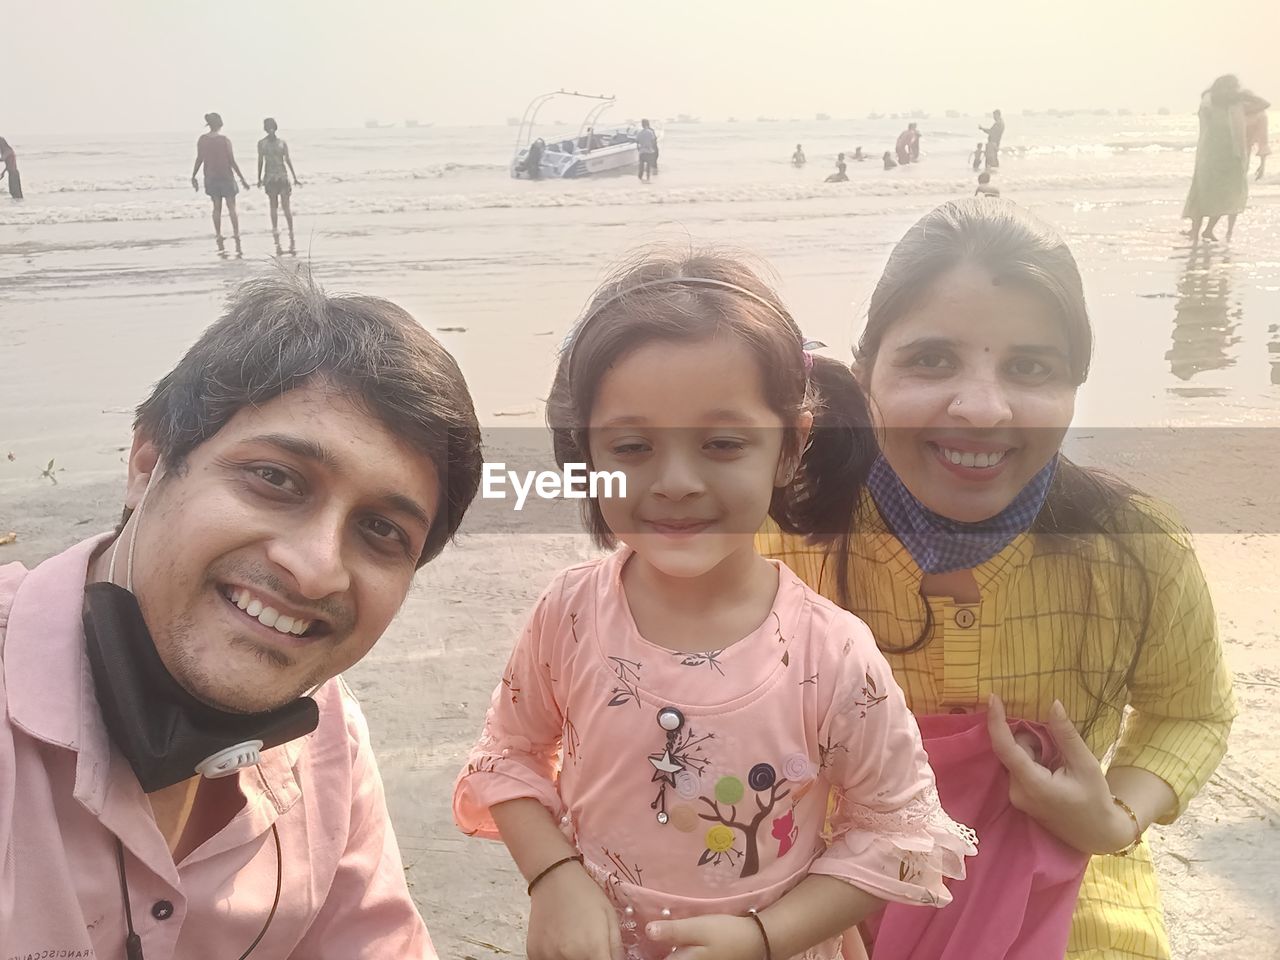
[771,354,877,540]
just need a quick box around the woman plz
[1182,74,1270,242]
[761,198,1234,959]
[0,137,22,199]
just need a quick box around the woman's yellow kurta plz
[759,492,1235,959]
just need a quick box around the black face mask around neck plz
[83,581,320,793]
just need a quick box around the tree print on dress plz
[606,656,643,708]
[563,714,582,765]
[771,611,793,668]
[848,669,888,717]
[696,763,791,878]
[501,663,521,704]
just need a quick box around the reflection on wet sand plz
[1167,248,1242,382]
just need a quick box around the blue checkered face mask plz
[866,454,1058,574]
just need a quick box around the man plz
[0,269,484,958]
[257,117,303,252]
[980,108,1005,168]
[636,118,658,182]
[192,112,251,254]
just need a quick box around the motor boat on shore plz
[511,91,657,179]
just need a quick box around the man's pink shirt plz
[1,535,435,959]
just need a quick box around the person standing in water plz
[0,137,22,199]
[980,109,1005,168]
[192,112,251,254]
[972,142,985,173]
[256,118,302,253]
[636,119,658,182]
[1182,75,1270,242]
[896,123,920,164]
[793,143,807,166]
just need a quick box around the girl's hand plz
[987,695,1137,855]
[527,862,623,960]
[646,915,767,960]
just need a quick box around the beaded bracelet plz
[745,908,773,960]
[1108,795,1143,857]
[526,854,584,895]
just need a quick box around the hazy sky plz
[2,0,1275,134]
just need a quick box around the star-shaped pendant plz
[649,749,683,785]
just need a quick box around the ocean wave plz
[31,162,510,195]
[0,169,1217,226]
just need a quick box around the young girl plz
[453,254,976,960]
[761,199,1235,959]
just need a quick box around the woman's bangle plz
[526,853,584,895]
[1108,795,1143,857]
[745,908,773,960]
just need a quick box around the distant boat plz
[671,114,700,124]
[945,110,961,119]
[1093,108,1111,116]
[867,112,884,120]
[815,112,831,121]
[1118,108,1132,116]
[1023,109,1039,116]
[757,116,778,123]
[909,110,929,119]
[363,119,393,129]
[727,116,738,123]
[1157,106,1170,116]
[405,120,433,128]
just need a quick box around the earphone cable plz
[115,821,282,960]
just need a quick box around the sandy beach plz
[3,119,1279,958]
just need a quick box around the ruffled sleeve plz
[452,581,567,839]
[808,613,977,907]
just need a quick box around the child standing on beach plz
[453,253,976,960]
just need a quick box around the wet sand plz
[3,189,1280,958]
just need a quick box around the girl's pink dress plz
[867,713,1089,959]
[454,551,977,960]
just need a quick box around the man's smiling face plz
[121,381,439,714]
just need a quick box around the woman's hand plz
[646,915,767,960]
[987,695,1137,855]
[526,862,623,960]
